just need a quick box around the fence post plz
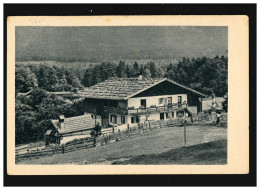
[184,120,187,145]
[62,144,65,154]
[93,136,96,147]
[127,124,130,133]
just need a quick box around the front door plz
[160,113,164,120]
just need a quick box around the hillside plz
[16,26,228,63]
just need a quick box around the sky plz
[16,26,228,62]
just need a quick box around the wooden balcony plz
[104,103,187,115]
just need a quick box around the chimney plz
[138,75,143,80]
[59,115,65,129]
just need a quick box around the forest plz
[15,55,228,145]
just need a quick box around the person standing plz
[216,111,222,126]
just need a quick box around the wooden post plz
[93,136,96,147]
[62,144,65,154]
[184,120,187,145]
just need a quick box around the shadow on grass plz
[112,139,227,165]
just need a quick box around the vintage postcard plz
[7,15,249,175]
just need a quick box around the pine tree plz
[133,61,140,77]
[91,65,102,85]
[125,64,132,78]
[116,60,126,78]
[82,68,93,87]
[149,62,157,78]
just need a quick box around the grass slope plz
[112,139,227,165]
[18,122,227,165]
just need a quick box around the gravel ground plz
[18,121,227,165]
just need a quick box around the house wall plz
[60,134,91,144]
[108,113,128,126]
[107,94,188,126]
[60,130,92,144]
[125,110,184,125]
[128,94,187,109]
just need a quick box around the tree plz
[116,60,126,78]
[82,68,93,87]
[156,67,165,78]
[15,99,37,144]
[100,62,116,81]
[91,65,102,85]
[15,66,38,93]
[149,62,157,77]
[37,65,58,91]
[133,61,140,77]
[65,69,83,88]
[125,64,132,78]
[143,69,151,78]
[29,88,48,109]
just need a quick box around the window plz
[172,112,175,118]
[159,97,167,105]
[110,114,117,124]
[131,116,140,124]
[167,97,172,108]
[140,99,147,108]
[165,113,169,119]
[178,96,182,108]
[121,116,126,124]
[131,117,135,124]
[178,96,182,103]
[167,97,172,104]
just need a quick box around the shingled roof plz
[73,77,206,100]
[51,115,95,135]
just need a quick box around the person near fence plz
[216,111,222,126]
[90,129,97,147]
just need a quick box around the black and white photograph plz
[14,25,228,165]
[4,13,251,178]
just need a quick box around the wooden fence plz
[16,112,227,162]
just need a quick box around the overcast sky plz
[16,26,228,62]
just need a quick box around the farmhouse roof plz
[51,114,95,135]
[73,77,206,100]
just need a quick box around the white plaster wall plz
[60,134,91,144]
[147,112,160,121]
[108,113,128,126]
[128,94,187,108]
[115,110,184,127]
[109,94,187,127]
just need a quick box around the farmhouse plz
[46,114,95,145]
[72,76,207,128]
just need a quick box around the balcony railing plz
[104,102,187,115]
